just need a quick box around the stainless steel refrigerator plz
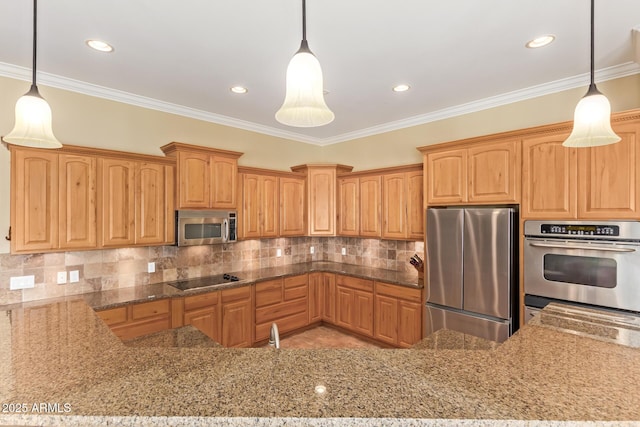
[425,207,518,342]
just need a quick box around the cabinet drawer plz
[375,282,422,303]
[112,317,172,341]
[336,275,373,292]
[184,291,219,311]
[284,284,307,301]
[97,306,127,326]
[221,285,251,303]
[255,298,307,324]
[255,279,283,307]
[284,274,308,289]
[131,299,170,320]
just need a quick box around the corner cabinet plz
[161,142,243,210]
[422,139,520,206]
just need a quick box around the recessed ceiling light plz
[526,35,555,49]
[230,86,248,94]
[86,39,114,53]
[392,84,410,92]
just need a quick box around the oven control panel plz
[540,224,619,236]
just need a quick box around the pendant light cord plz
[32,0,37,88]
[590,0,594,87]
[302,0,307,42]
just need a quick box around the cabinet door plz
[353,290,374,337]
[335,286,354,330]
[184,306,220,342]
[374,294,398,345]
[308,272,323,324]
[164,165,175,244]
[59,154,97,249]
[261,175,279,237]
[578,121,640,219]
[221,287,252,348]
[241,174,261,238]
[177,151,210,209]
[426,148,467,205]
[11,149,58,252]
[210,155,237,209]
[468,140,520,203]
[359,176,381,237]
[99,159,136,246]
[307,167,336,235]
[406,171,424,240]
[321,273,336,323]
[337,177,359,236]
[522,132,576,219]
[398,300,422,348]
[382,173,406,239]
[280,176,306,236]
[136,162,166,244]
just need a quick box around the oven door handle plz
[528,242,636,253]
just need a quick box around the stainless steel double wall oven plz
[524,220,640,321]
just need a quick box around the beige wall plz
[1,74,640,254]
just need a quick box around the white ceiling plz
[1,0,640,146]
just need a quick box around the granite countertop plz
[1,300,639,426]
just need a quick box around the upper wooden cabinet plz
[337,177,359,236]
[10,145,174,253]
[382,167,424,240]
[279,175,306,236]
[291,164,353,236]
[161,142,243,210]
[422,139,520,206]
[360,176,382,237]
[239,172,279,239]
[337,175,383,238]
[522,113,640,219]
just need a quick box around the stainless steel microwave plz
[176,210,237,246]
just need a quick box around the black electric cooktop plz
[167,274,241,291]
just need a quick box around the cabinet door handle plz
[528,242,636,253]
[4,226,10,241]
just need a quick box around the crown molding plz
[1,61,638,147]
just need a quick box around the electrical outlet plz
[148,262,156,273]
[276,248,282,257]
[9,275,35,290]
[310,246,315,254]
[341,247,347,256]
[69,270,80,283]
[57,271,67,285]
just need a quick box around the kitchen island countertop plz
[1,298,639,426]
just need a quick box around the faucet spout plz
[268,322,280,349]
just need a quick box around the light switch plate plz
[69,270,80,283]
[341,247,347,256]
[148,262,156,273]
[57,271,67,285]
[9,275,35,290]
[310,246,315,254]
[276,248,282,257]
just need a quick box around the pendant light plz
[275,0,334,127]
[1,0,62,149]
[563,0,620,148]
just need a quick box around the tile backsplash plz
[0,237,424,305]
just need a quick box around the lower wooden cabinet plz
[221,286,253,348]
[374,281,423,348]
[254,274,309,342]
[308,272,323,324]
[96,299,171,341]
[335,275,374,338]
[321,273,336,324]
[183,291,220,342]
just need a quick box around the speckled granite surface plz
[123,325,222,348]
[0,300,639,426]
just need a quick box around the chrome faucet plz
[268,322,280,349]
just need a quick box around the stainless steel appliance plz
[176,210,237,246]
[425,207,518,342]
[524,220,640,318]
[167,273,242,291]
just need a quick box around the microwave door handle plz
[528,242,637,253]
[222,219,229,242]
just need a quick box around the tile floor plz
[271,326,383,349]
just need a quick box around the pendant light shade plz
[275,0,334,127]
[1,0,62,149]
[563,0,620,148]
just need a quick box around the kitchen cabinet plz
[182,291,220,342]
[291,164,353,236]
[321,272,336,324]
[374,281,423,348]
[221,286,252,348]
[96,299,172,341]
[240,172,279,238]
[254,274,308,342]
[59,154,97,249]
[382,168,424,240]
[423,139,520,205]
[335,275,374,338]
[279,175,306,236]
[136,162,174,245]
[337,175,383,238]
[99,158,136,246]
[161,142,243,210]
[308,272,323,324]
